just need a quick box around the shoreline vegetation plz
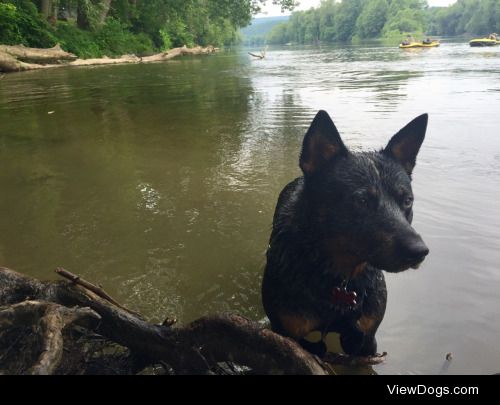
[245,0,500,46]
[0,1,294,60]
[0,43,218,73]
[2,1,498,68]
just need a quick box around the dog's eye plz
[355,196,369,207]
[403,197,414,209]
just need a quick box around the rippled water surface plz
[1,43,499,374]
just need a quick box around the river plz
[1,42,499,375]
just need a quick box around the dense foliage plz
[0,0,296,57]
[266,0,500,45]
[267,0,428,44]
[0,0,56,47]
[428,0,500,36]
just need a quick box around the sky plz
[256,0,457,17]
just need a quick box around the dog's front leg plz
[339,320,368,356]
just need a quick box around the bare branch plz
[55,268,142,318]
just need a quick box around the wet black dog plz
[262,111,429,359]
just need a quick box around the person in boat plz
[401,35,414,46]
[488,33,498,40]
[423,37,432,45]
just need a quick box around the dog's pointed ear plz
[384,114,428,175]
[300,110,348,176]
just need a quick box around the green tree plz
[0,0,56,46]
[303,9,320,43]
[267,21,289,44]
[428,0,499,36]
[382,0,427,36]
[466,0,497,34]
[0,3,22,43]
[356,0,389,38]
[335,0,364,41]
[264,0,432,44]
[318,0,337,42]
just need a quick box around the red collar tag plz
[333,288,358,308]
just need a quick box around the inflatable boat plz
[469,37,500,47]
[399,40,440,49]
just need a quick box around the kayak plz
[399,41,440,49]
[469,38,500,47]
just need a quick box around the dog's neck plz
[322,237,368,280]
[325,258,369,283]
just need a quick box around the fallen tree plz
[0,44,219,73]
[0,267,331,375]
[0,44,77,72]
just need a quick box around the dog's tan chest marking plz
[278,313,320,340]
[357,315,378,334]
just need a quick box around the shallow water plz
[1,42,499,374]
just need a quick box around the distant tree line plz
[428,0,500,36]
[0,0,296,57]
[266,0,500,45]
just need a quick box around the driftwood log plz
[0,267,330,375]
[0,44,219,73]
[0,44,77,72]
[248,46,268,60]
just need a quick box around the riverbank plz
[0,44,219,73]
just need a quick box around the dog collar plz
[332,287,358,308]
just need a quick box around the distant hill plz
[240,16,290,45]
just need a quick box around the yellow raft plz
[469,38,500,47]
[399,40,440,49]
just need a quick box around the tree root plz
[0,267,329,375]
[0,300,100,374]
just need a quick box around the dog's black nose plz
[401,240,430,264]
